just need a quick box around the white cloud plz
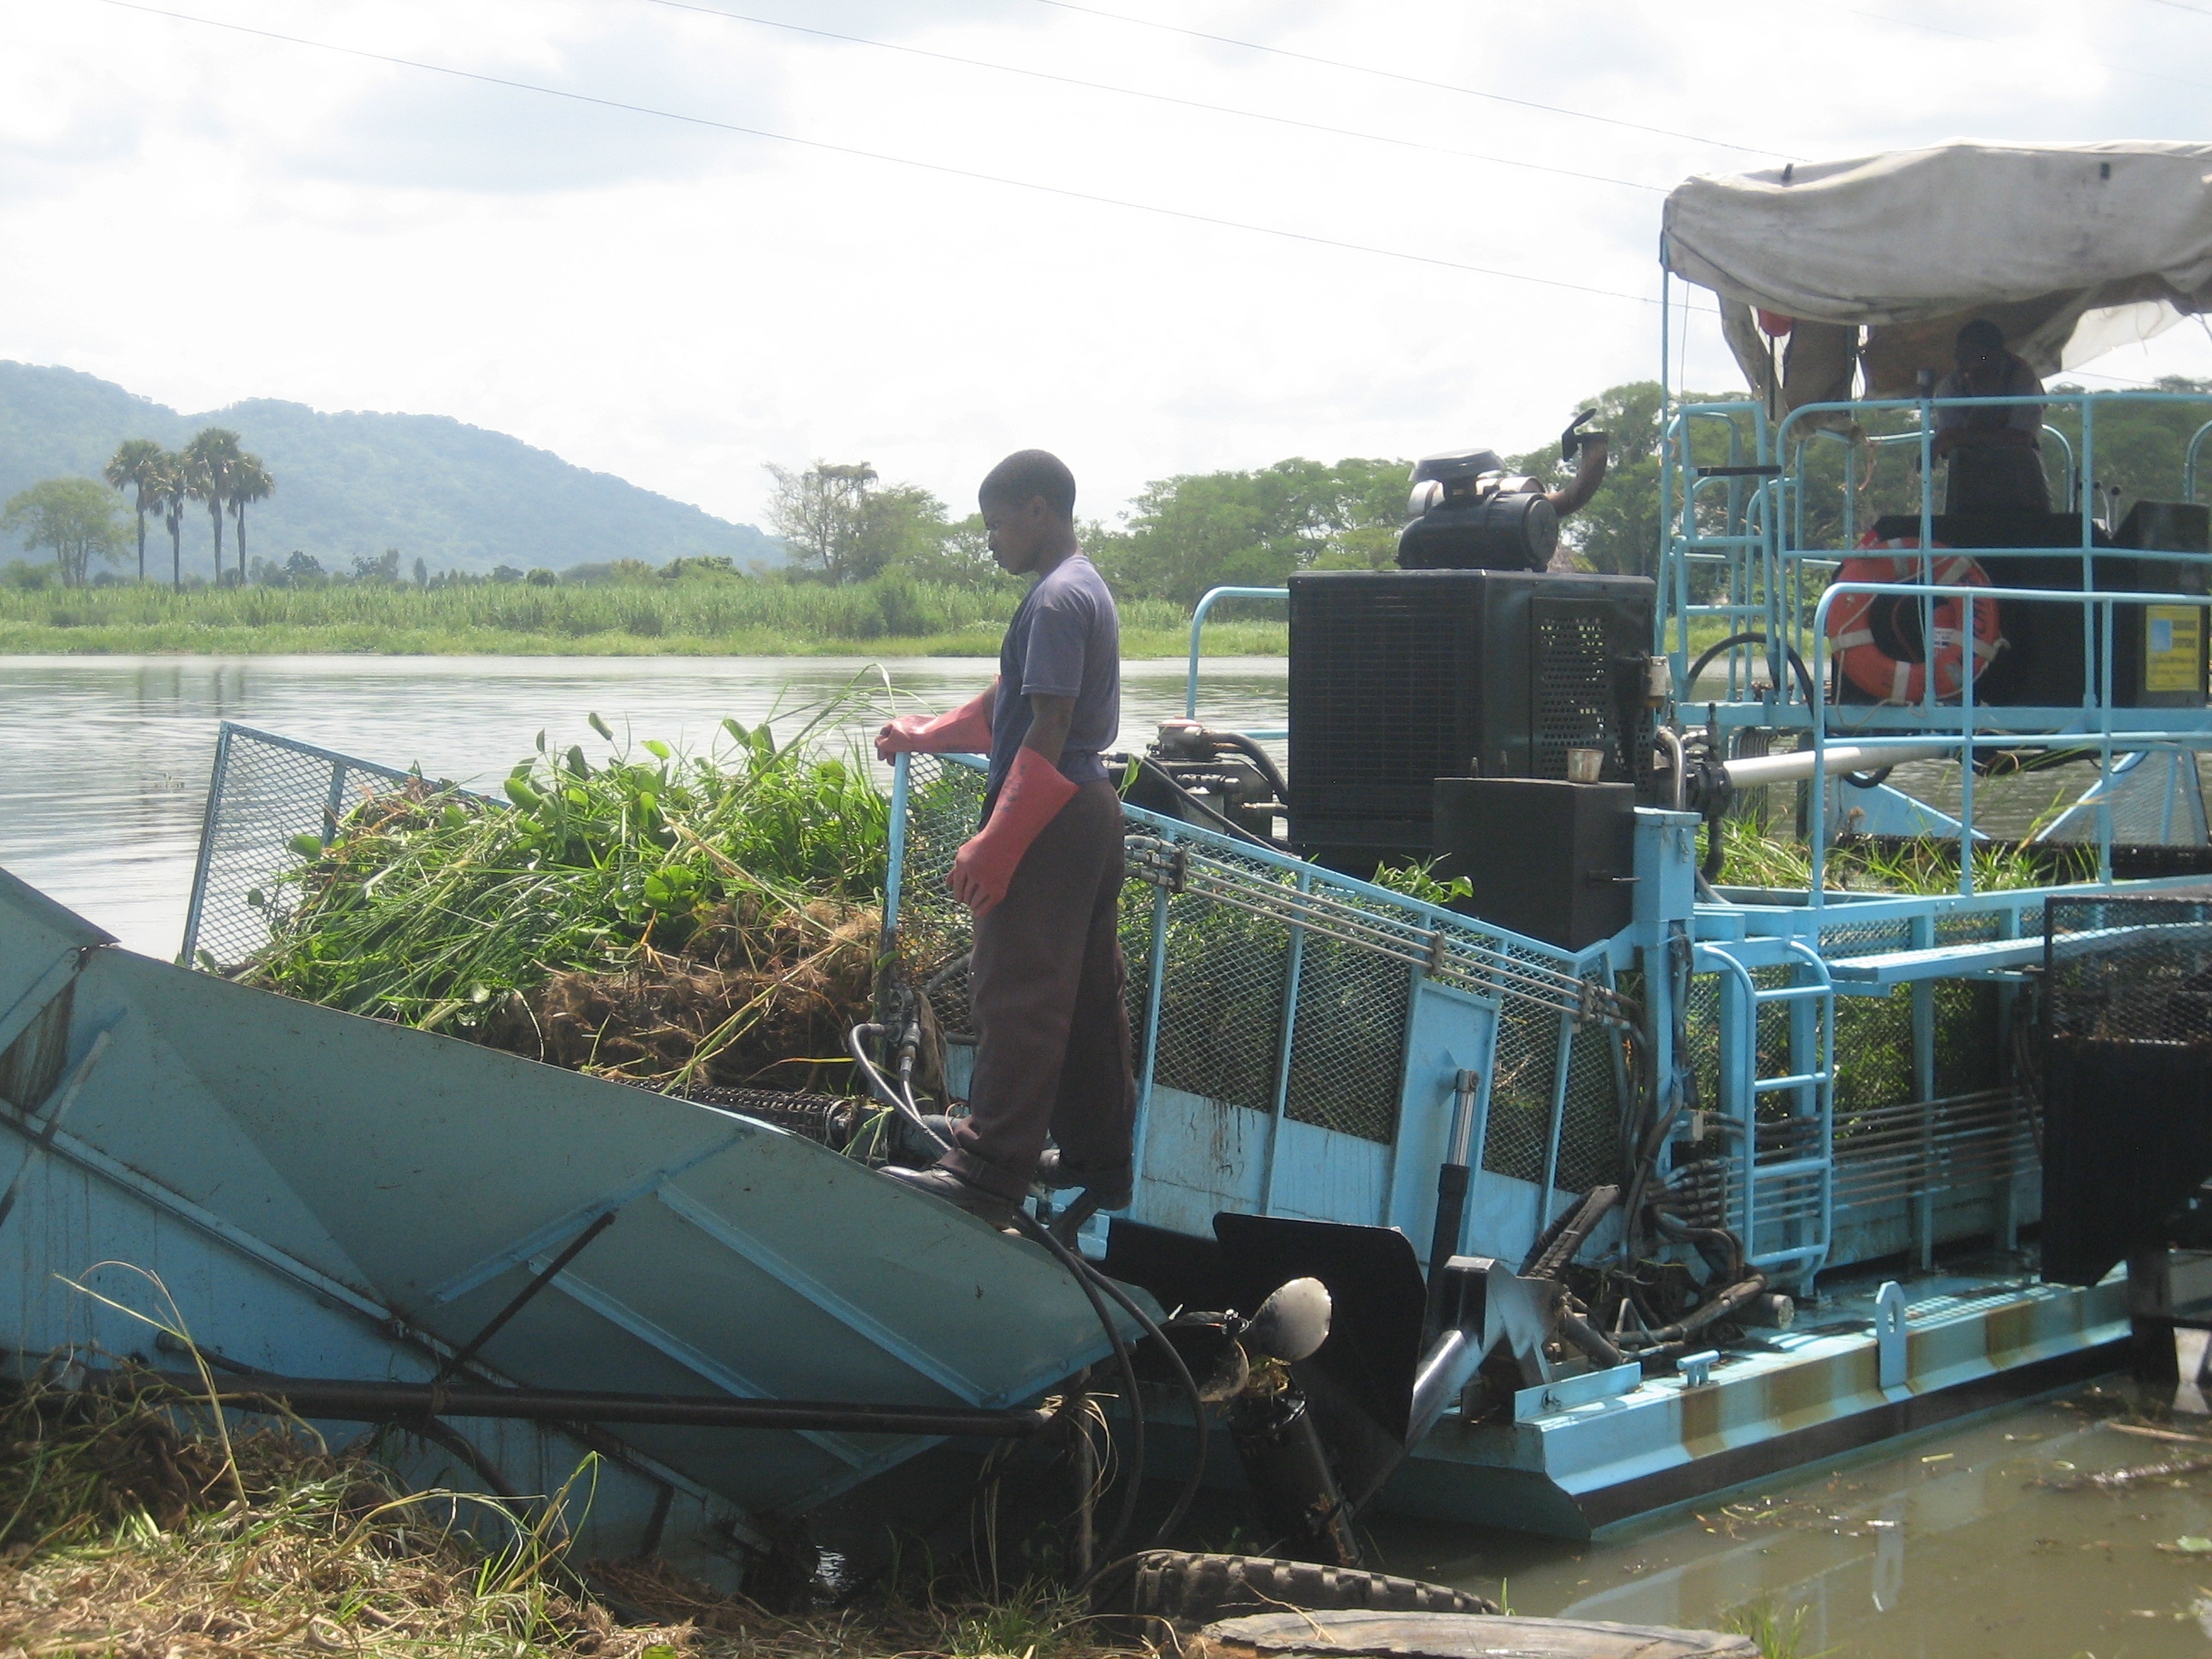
[3,0,2209,528]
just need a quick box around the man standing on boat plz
[873,451,1134,1227]
[1931,318,2050,514]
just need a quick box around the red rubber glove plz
[952,747,1078,916]
[876,684,995,762]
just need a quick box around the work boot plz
[879,1163,1016,1227]
[1034,1148,1132,1212]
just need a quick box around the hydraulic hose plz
[1685,631,1816,709]
[1684,632,1903,789]
[1612,1272,1769,1351]
[1206,729,1291,806]
[1133,755,1279,853]
[850,1017,1206,1574]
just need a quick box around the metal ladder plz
[1694,940,1836,1288]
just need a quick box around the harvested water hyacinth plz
[246,698,892,1090]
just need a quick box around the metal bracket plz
[1126,837,1189,894]
[432,1208,618,1388]
[1875,1279,1909,1389]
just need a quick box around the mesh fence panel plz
[2046,892,2212,1042]
[1285,934,1407,1142]
[1816,917,1914,959]
[891,760,1621,1158]
[895,754,988,1035]
[182,725,425,972]
[1481,1002,1562,1183]
[1555,1019,1627,1193]
[1834,987,1917,1121]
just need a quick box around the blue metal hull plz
[0,865,1125,1580]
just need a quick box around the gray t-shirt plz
[986,550,1121,801]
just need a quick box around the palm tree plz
[155,459,189,591]
[179,428,242,585]
[226,454,273,582]
[102,439,167,583]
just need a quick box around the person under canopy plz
[1931,318,2050,514]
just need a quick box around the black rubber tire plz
[1109,1551,1499,1630]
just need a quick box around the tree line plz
[760,382,1679,604]
[0,428,273,589]
[18,375,2204,601]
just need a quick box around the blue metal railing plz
[1184,585,1289,731]
[2189,419,2212,503]
[1661,389,2212,872]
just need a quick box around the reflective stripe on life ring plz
[1825,534,2004,704]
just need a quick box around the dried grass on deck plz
[0,1377,1144,1659]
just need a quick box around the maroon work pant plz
[942,779,1137,1202]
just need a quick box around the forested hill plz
[0,362,779,574]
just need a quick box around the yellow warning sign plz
[2145,605,2203,693]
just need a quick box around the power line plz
[84,0,1672,307]
[634,0,1665,195]
[1028,0,1790,160]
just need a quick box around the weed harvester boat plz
[8,143,2212,1590]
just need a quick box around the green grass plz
[0,579,1287,658]
[1712,821,2090,894]
[243,695,890,1086]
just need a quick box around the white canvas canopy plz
[1662,141,2212,406]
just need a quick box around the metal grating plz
[1816,917,1914,959]
[894,754,989,1037]
[1285,931,1411,1143]
[1531,608,1613,781]
[1481,1001,1563,1184]
[1555,1017,1627,1193]
[180,723,442,972]
[1832,986,1917,1121]
[2046,891,2212,1044]
[1289,582,1464,823]
[1151,887,1291,1117]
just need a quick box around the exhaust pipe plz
[1720,742,1952,789]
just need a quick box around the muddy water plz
[0,653,1288,958]
[1375,1379,2212,1658]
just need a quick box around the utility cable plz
[85,0,1669,306]
[1029,0,1790,159]
[634,0,1664,195]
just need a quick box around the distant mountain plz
[0,362,781,575]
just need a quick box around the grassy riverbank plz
[0,581,1287,657]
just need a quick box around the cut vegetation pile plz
[246,704,893,1091]
[0,1373,1129,1658]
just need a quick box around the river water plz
[0,654,1289,960]
[1387,1377,2212,1657]
[3,653,2192,1652]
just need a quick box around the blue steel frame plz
[1658,387,2212,884]
[1654,290,2212,1283]
[881,747,1623,1266]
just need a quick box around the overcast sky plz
[6,0,2212,531]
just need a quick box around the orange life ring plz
[1825,534,2003,703]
